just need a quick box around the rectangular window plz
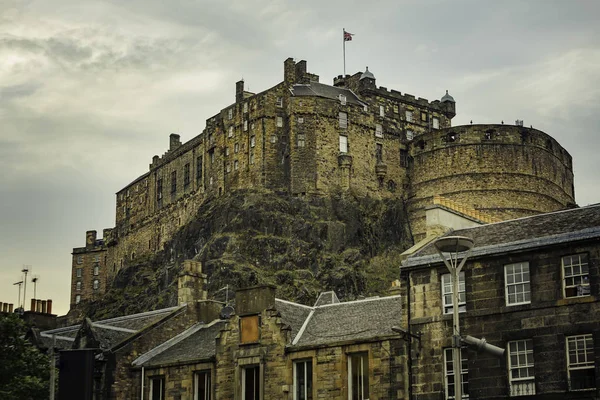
[421,111,428,122]
[242,366,260,400]
[566,334,595,390]
[250,136,256,148]
[228,108,233,120]
[294,359,313,400]
[376,143,383,163]
[379,105,384,117]
[196,156,203,180]
[505,262,531,306]
[243,120,248,131]
[339,135,348,153]
[243,102,248,113]
[170,171,177,194]
[508,339,535,396]
[400,149,409,168]
[225,147,230,156]
[250,153,254,165]
[240,315,259,343]
[444,348,468,399]
[234,160,239,171]
[76,281,81,291]
[297,134,305,148]
[406,130,414,141]
[363,105,368,113]
[339,112,348,129]
[298,117,304,124]
[375,124,383,138]
[234,143,239,153]
[93,265,99,276]
[75,294,81,304]
[209,150,215,164]
[348,352,369,400]
[276,97,283,107]
[184,163,190,187]
[433,117,440,129]
[271,134,277,144]
[93,279,99,290]
[77,255,83,265]
[562,254,590,298]
[150,377,165,400]
[194,370,211,400]
[339,94,347,105]
[228,126,234,137]
[76,268,82,278]
[405,110,413,122]
[393,105,399,114]
[277,116,283,128]
[442,272,466,314]
[157,179,163,201]
[226,163,231,173]
[93,254,100,262]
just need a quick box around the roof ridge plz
[275,298,313,309]
[316,294,402,308]
[96,305,183,325]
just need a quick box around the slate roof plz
[403,204,600,268]
[274,299,312,339]
[134,320,226,367]
[291,81,365,106]
[40,305,183,350]
[291,296,402,348]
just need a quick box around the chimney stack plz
[169,134,181,151]
[284,57,296,84]
[236,80,244,103]
[177,260,207,306]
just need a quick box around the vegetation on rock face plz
[84,190,413,320]
[0,314,51,400]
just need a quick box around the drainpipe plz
[402,270,413,400]
[140,366,144,400]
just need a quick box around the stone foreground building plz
[69,57,575,308]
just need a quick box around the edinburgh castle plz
[70,57,575,310]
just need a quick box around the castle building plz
[70,57,575,308]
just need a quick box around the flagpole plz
[343,28,346,76]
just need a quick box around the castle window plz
[226,163,231,173]
[157,179,163,202]
[250,153,254,165]
[562,253,590,298]
[444,348,468,399]
[393,105,399,114]
[76,281,81,291]
[405,110,413,122]
[375,124,383,138]
[228,108,233,120]
[406,130,414,141]
[442,271,466,314]
[376,143,383,162]
[93,265,99,276]
[433,117,440,129]
[235,143,239,153]
[225,147,230,156]
[76,268,82,278]
[276,97,283,107]
[339,135,348,153]
[243,120,248,131]
[209,177,213,185]
[93,279,99,290]
[566,334,595,390]
[339,112,347,129]
[277,116,283,128]
[243,102,248,113]
[363,105,368,112]
[421,111,428,122]
[447,132,458,143]
[184,163,190,187]
[484,130,495,140]
[400,149,409,168]
[508,339,535,396]
[194,370,211,400]
[339,94,347,105]
[171,171,177,194]
[75,295,81,304]
[297,134,306,148]
[251,122,254,130]
[250,136,256,148]
[505,262,530,306]
[234,160,239,170]
[348,353,369,400]
[294,359,313,400]
[271,134,277,144]
[209,149,215,163]
[379,105,385,117]
[298,117,304,124]
[229,126,234,137]
[196,156,203,180]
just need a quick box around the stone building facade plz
[401,204,600,399]
[71,230,108,306]
[70,57,575,307]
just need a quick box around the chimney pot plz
[42,300,47,313]
[8,304,13,313]
[47,300,52,314]
[36,299,42,313]
[30,298,36,312]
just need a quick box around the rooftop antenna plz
[13,281,23,308]
[32,275,40,299]
[22,265,30,310]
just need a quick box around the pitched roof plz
[134,320,226,367]
[403,204,600,268]
[274,299,312,339]
[291,296,402,348]
[291,82,364,106]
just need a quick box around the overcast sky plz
[1,0,599,315]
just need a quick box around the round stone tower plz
[408,124,575,240]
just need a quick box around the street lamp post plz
[434,236,474,400]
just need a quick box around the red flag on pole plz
[344,30,354,41]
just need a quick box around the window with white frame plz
[270,134,277,144]
[93,279,99,290]
[277,116,283,127]
[339,135,348,153]
[75,294,81,304]
[225,147,230,156]
[339,94,347,105]
[406,130,414,141]
[363,105,368,113]
[348,352,369,400]
[298,117,304,124]
[76,268,82,278]
[243,102,248,113]
[375,124,383,138]
[228,109,233,120]
[194,370,211,400]
[150,376,165,400]
[393,104,399,114]
[405,110,413,122]
[243,120,248,131]
[234,143,239,153]
[226,164,231,173]
[242,365,260,400]
[379,105,385,117]
[250,136,255,148]
[228,126,234,137]
[505,262,531,306]
[562,254,590,298]
[566,334,596,390]
[442,272,466,314]
[339,112,348,129]
[77,255,83,265]
[276,97,283,107]
[293,359,313,400]
[508,339,535,396]
[297,134,306,148]
[444,348,468,399]
[433,117,440,129]
[234,160,239,170]
[76,281,81,291]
